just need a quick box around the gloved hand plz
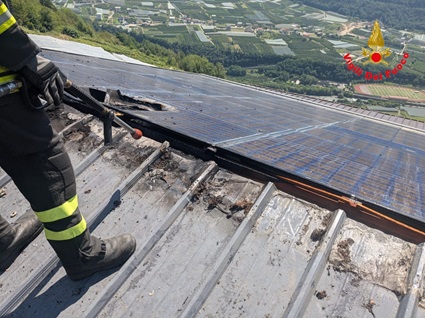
[19,56,66,106]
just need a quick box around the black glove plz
[19,56,66,107]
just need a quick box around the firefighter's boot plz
[49,229,136,281]
[0,210,43,271]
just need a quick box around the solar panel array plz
[47,51,425,222]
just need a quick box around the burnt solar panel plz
[229,120,424,217]
[46,51,425,222]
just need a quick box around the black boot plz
[0,210,43,271]
[49,230,136,281]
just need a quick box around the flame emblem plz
[362,20,391,65]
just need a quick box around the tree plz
[226,65,246,77]
[40,0,56,11]
[40,8,53,32]
[276,71,290,82]
[214,63,226,78]
[300,74,318,85]
[62,27,79,38]
[178,55,215,75]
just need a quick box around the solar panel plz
[47,50,425,222]
[228,119,424,217]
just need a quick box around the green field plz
[70,0,425,91]
[355,84,425,101]
[411,60,425,73]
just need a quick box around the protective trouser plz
[0,92,104,273]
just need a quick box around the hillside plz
[8,0,425,112]
[298,0,425,32]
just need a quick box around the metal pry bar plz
[64,79,143,144]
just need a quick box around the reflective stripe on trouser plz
[35,195,87,241]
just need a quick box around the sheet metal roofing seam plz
[0,141,169,316]
[84,161,219,318]
[0,172,11,189]
[181,182,276,318]
[73,130,126,176]
[283,209,346,318]
[396,243,425,318]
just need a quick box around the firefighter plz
[0,1,136,280]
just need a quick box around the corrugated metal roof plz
[0,37,424,317]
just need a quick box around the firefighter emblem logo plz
[362,20,391,66]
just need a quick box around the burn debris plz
[315,290,327,300]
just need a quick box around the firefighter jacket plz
[0,0,40,85]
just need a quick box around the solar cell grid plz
[304,159,351,182]
[330,135,357,147]
[384,147,403,161]
[291,134,324,148]
[378,157,401,175]
[273,156,331,181]
[270,144,326,165]
[330,161,369,182]
[362,169,394,192]
[351,151,378,167]
[315,141,342,154]
[268,146,293,159]
[260,141,309,161]
[348,118,390,131]
[285,149,326,167]
[231,138,278,153]
[263,100,349,123]
[250,151,284,164]
[418,156,425,168]
[52,51,425,222]
[366,123,401,137]
[147,112,254,142]
[393,130,425,151]
[299,119,324,127]
[315,160,348,181]
[313,129,341,139]
[393,181,418,202]
[275,156,312,174]
[185,100,319,134]
[391,181,419,207]
[277,122,305,132]
[349,140,384,155]
[228,124,422,216]
[328,145,360,161]
[397,157,417,180]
